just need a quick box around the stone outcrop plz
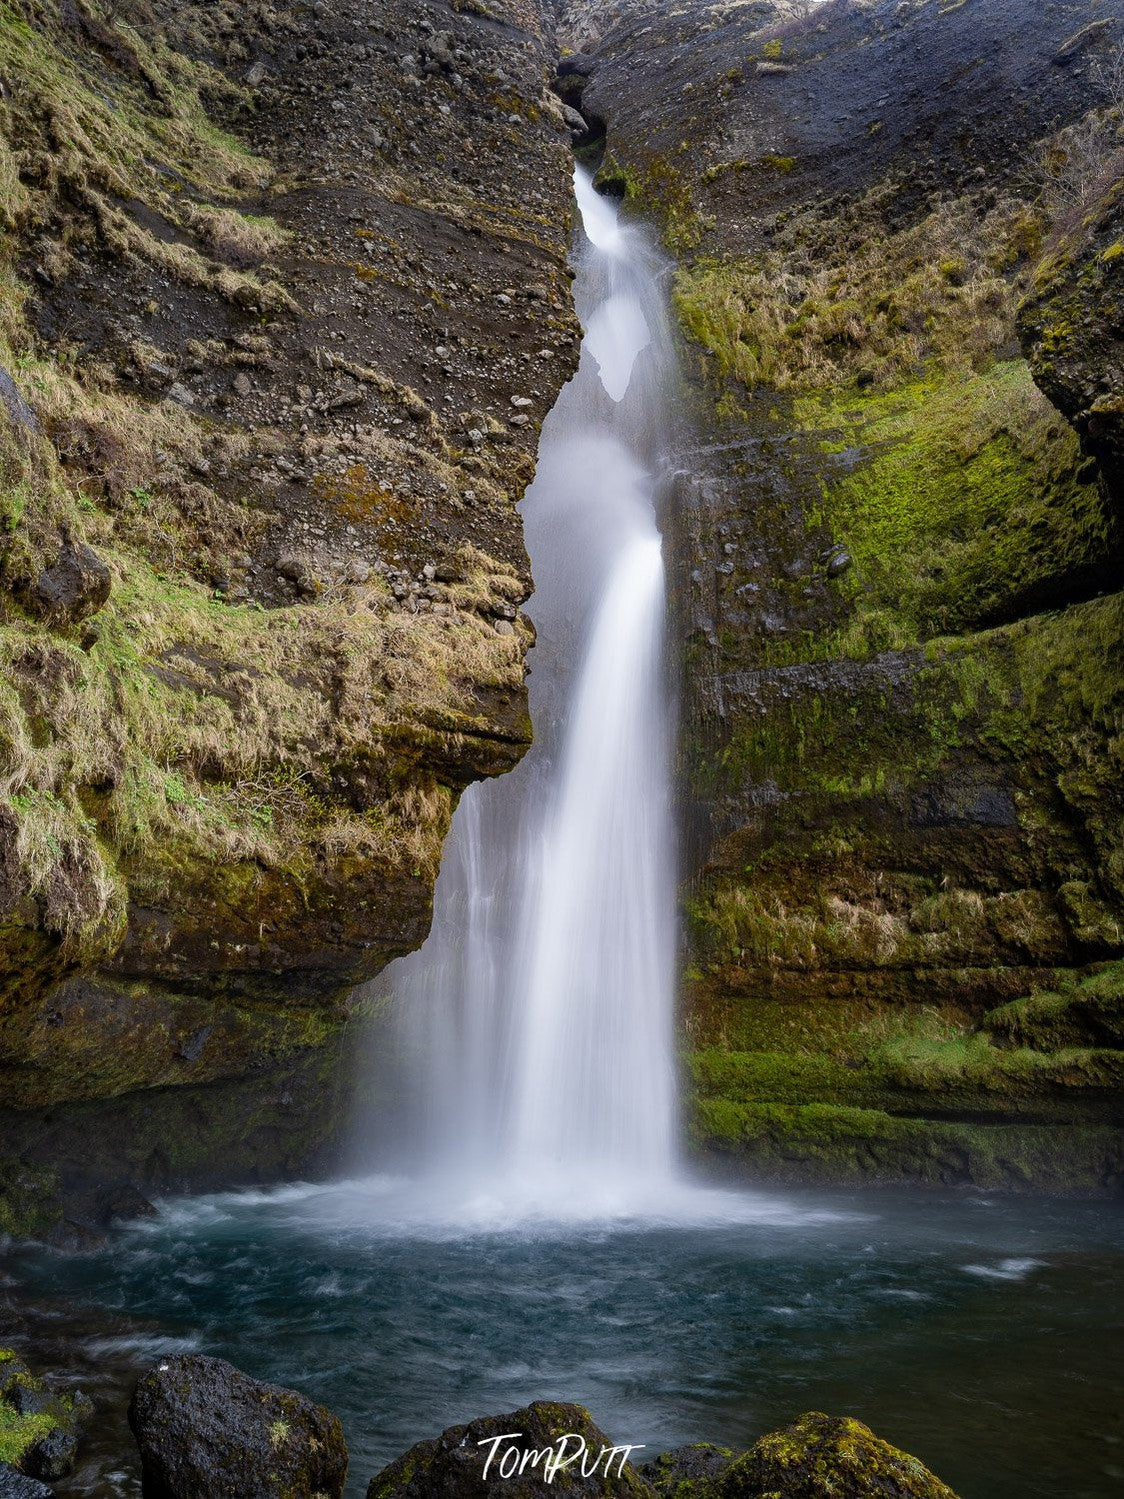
[716,1413,958,1499]
[129,1354,347,1499]
[565,0,1124,1190]
[0,1347,92,1485]
[0,0,582,1233]
[0,1470,51,1499]
[365,1400,959,1499]
[1020,175,1124,506]
[641,1444,736,1498]
[367,1400,652,1499]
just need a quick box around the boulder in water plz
[366,1400,653,1499]
[0,1347,91,1483]
[128,1354,348,1499]
[715,1412,959,1499]
[641,1443,736,1498]
[641,1444,737,1498]
[0,1466,53,1498]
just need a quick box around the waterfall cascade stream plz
[9,173,1122,1499]
[380,169,680,1207]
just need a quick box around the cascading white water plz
[378,168,680,1208]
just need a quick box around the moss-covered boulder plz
[716,1413,958,1499]
[640,1443,736,1499]
[366,1401,653,1499]
[0,1347,91,1482]
[128,1355,347,1499]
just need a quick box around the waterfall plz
[376,168,680,1210]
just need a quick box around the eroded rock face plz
[717,1413,958,1499]
[0,0,580,1227]
[128,1355,347,1499]
[366,1401,653,1499]
[570,0,1124,1190]
[1019,177,1124,507]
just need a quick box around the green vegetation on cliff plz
[0,0,535,1005]
[589,2,1124,1190]
[790,363,1114,654]
[673,187,1040,393]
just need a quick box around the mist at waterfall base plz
[6,176,1123,1499]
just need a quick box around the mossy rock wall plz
[0,0,581,1230]
[572,0,1124,1190]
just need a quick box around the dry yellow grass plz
[675,187,1039,392]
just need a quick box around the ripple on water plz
[5,1183,1122,1499]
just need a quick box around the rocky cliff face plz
[566,0,1124,1190]
[0,0,580,1237]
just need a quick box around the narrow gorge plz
[0,0,1122,1496]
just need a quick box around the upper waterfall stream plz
[378,168,679,1207]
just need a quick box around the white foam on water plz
[127,1173,860,1245]
[960,1257,1048,1282]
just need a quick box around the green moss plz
[0,1159,63,1239]
[0,1346,84,1470]
[687,1026,1123,1115]
[594,151,710,253]
[712,641,991,798]
[720,1412,959,1499]
[673,187,1039,393]
[787,361,1113,654]
[689,1099,1124,1191]
[0,1400,54,1466]
[983,962,1124,1048]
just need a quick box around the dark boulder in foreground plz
[366,1400,653,1499]
[0,1466,53,1499]
[716,1412,959,1499]
[128,1354,347,1499]
[366,1404,961,1499]
[641,1444,737,1498]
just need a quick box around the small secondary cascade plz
[380,168,679,1204]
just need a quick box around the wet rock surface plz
[641,1443,736,1498]
[0,1346,92,1488]
[367,1400,652,1499]
[568,0,1124,1190]
[129,1354,347,1499]
[716,1412,959,1499]
[0,1469,52,1499]
[366,1400,960,1499]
